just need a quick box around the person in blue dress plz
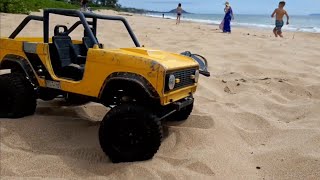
[223,2,234,33]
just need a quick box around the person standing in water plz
[176,3,183,25]
[222,2,234,33]
[271,1,290,38]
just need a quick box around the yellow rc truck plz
[0,9,210,163]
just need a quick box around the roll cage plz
[8,8,141,47]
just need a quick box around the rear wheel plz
[0,73,37,118]
[99,104,162,163]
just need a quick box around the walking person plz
[81,0,88,11]
[176,3,183,25]
[222,2,234,33]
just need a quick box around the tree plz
[102,0,118,7]
[0,0,28,14]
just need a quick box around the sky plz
[118,0,320,15]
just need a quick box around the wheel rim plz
[110,89,137,106]
[108,117,153,154]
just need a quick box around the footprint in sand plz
[225,103,238,108]
[0,167,16,176]
[157,170,180,180]
[306,85,320,99]
[195,96,216,104]
[224,86,232,93]
[232,112,272,132]
[186,161,215,176]
[230,112,276,146]
[58,148,107,163]
[157,157,215,176]
[235,78,247,83]
[158,156,191,167]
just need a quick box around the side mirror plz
[180,51,211,77]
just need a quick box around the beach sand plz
[0,10,320,179]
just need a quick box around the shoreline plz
[144,12,320,34]
[127,12,319,39]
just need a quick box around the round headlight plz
[195,70,200,83]
[168,74,176,90]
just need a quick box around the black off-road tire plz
[99,104,163,163]
[167,102,193,122]
[0,73,37,118]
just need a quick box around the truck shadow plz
[0,100,133,177]
[1,100,204,177]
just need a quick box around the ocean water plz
[146,13,320,33]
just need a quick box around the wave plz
[146,14,320,33]
[232,22,320,33]
[146,14,220,24]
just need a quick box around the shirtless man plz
[271,1,290,37]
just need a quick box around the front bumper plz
[160,85,197,105]
[158,96,194,121]
[172,96,194,111]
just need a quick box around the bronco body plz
[0,8,210,163]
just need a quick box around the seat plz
[51,34,84,81]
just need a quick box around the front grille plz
[165,68,196,92]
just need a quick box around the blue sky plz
[118,0,320,15]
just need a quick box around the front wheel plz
[99,104,163,163]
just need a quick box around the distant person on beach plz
[176,3,183,24]
[271,1,290,38]
[81,0,88,11]
[221,2,234,33]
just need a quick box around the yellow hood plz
[119,47,199,70]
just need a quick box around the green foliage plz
[0,0,78,14]
[0,0,28,14]
[91,0,118,8]
[0,0,144,14]
[105,0,118,8]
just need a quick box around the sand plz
[0,10,320,179]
